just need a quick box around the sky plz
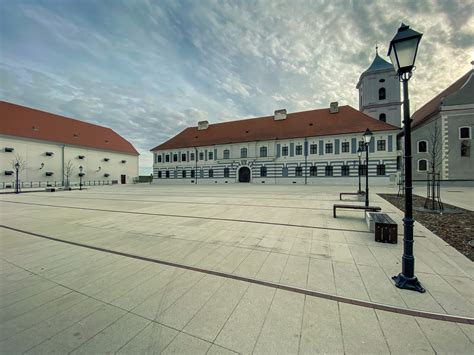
[1,0,473,175]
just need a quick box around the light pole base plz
[392,273,425,293]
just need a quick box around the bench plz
[333,204,381,218]
[340,192,365,200]
[369,213,398,244]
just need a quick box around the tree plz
[425,119,448,210]
[64,160,75,188]
[11,154,27,194]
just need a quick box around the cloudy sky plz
[1,0,473,174]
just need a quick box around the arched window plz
[418,159,428,172]
[379,87,386,100]
[379,113,386,122]
[418,141,428,153]
[240,148,247,158]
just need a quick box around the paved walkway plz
[0,185,472,354]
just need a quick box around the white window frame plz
[417,159,428,172]
[417,140,428,153]
[459,127,471,139]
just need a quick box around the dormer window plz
[78,155,85,159]
[73,134,79,138]
[45,152,54,156]
[32,126,39,131]
[4,147,14,152]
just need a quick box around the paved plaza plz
[0,184,473,354]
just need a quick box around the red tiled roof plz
[0,101,139,155]
[151,105,398,151]
[412,70,472,129]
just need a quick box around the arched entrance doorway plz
[238,167,251,182]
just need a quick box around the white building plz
[151,104,400,185]
[0,101,139,188]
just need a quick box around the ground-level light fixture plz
[79,165,83,190]
[388,23,425,293]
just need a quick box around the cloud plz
[1,0,473,174]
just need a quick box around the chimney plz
[197,120,209,130]
[274,109,287,121]
[329,102,339,114]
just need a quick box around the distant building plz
[410,67,474,181]
[357,49,402,128]
[0,101,139,188]
[151,104,399,185]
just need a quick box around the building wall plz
[358,69,402,128]
[152,131,399,185]
[1,135,139,187]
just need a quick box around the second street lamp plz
[388,23,425,293]
[362,128,373,207]
[357,147,363,194]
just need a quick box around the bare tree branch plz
[64,160,75,187]
[11,154,27,173]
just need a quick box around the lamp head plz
[15,162,19,168]
[363,128,373,144]
[79,165,83,172]
[388,23,422,76]
[357,147,363,157]
[40,162,44,169]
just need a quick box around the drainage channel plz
[0,200,369,233]
[1,224,472,325]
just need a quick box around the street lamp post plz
[79,165,83,190]
[15,162,19,194]
[357,147,363,194]
[362,128,373,207]
[388,23,425,293]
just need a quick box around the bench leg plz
[333,207,336,218]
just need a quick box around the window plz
[376,164,386,176]
[377,139,386,151]
[295,167,303,176]
[260,146,267,157]
[379,87,386,100]
[199,152,204,160]
[209,152,213,160]
[341,165,350,176]
[181,153,186,161]
[325,166,333,176]
[224,167,230,178]
[260,166,267,177]
[182,170,187,178]
[165,155,170,163]
[209,169,214,178]
[341,142,349,153]
[418,159,427,172]
[241,148,247,158]
[158,171,162,178]
[310,144,317,154]
[418,141,427,153]
[282,167,288,177]
[157,155,162,163]
[190,153,195,161]
[295,145,303,155]
[460,127,471,139]
[173,154,178,162]
[310,166,317,176]
[191,170,195,178]
[165,171,170,178]
[359,164,367,176]
[379,113,386,122]
[282,146,289,156]
[325,143,333,154]
[223,149,230,159]
[461,140,470,157]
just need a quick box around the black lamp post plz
[388,23,425,293]
[362,128,373,207]
[357,147,363,194]
[14,162,19,194]
[79,165,83,190]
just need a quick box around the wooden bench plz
[333,204,381,218]
[370,213,398,243]
[339,192,365,200]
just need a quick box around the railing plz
[0,180,112,189]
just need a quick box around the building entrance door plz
[121,175,126,184]
[238,167,250,182]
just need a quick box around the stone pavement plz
[0,184,473,354]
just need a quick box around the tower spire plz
[376,44,379,56]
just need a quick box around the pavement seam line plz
[1,224,473,325]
